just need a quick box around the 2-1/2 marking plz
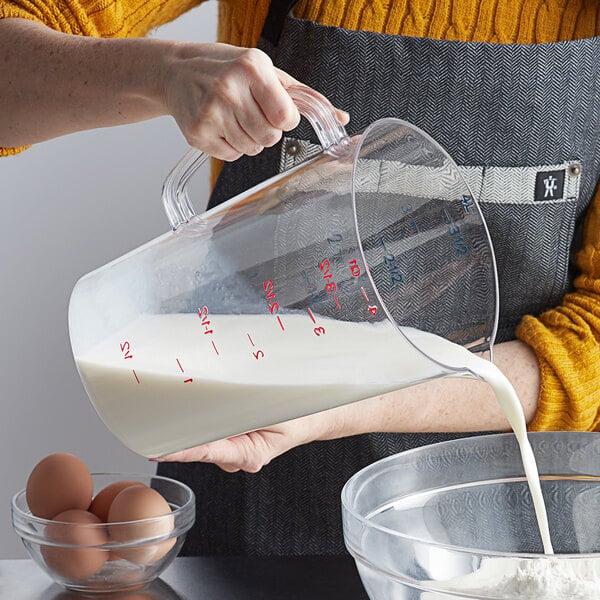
[379,237,403,285]
[263,279,281,314]
[263,279,285,330]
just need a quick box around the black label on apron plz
[535,169,565,201]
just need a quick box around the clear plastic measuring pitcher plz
[68,87,499,458]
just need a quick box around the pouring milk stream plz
[69,86,554,556]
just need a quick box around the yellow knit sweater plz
[2,0,600,431]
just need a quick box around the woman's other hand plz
[154,409,338,472]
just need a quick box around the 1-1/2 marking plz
[199,306,220,355]
[121,341,139,383]
[198,306,214,335]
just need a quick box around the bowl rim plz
[341,431,600,559]
[12,471,195,528]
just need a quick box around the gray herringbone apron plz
[158,5,600,555]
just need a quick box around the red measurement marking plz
[361,287,369,302]
[263,279,281,314]
[212,341,219,355]
[320,259,341,305]
[247,333,264,359]
[176,358,184,373]
[198,306,214,335]
[349,259,361,277]
[307,307,316,323]
[184,378,193,384]
[120,341,133,360]
[277,315,284,331]
[133,370,140,384]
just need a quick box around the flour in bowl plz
[426,556,600,599]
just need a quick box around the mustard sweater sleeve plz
[0,0,97,36]
[0,0,204,37]
[516,190,600,431]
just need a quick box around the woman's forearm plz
[0,18,169,147]
[0,19,345,159]
[162,339,542,468]
[316,339,541,440]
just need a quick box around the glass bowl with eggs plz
[11,453,195,594]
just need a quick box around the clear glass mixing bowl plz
[341,431,600,599]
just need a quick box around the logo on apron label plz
[535,170,565,201]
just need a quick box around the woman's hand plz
[154,410,340,473]
[163,43,349,161]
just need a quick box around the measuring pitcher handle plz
[162,85,349,230]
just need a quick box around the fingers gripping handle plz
[161,85,349,230]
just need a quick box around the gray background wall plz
[0,1,217,558]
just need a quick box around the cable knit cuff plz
[516,295,600,432]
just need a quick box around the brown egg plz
[41,509,108,579]
[108,486,175,564]
[89,480,147,522]
[26,453,93,519]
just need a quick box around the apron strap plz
[261,0,300,46]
